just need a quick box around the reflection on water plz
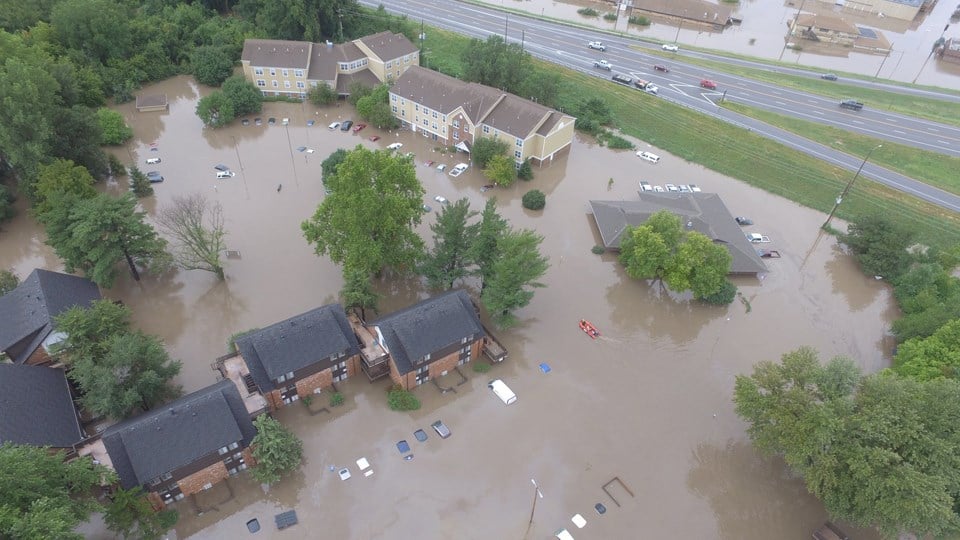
[0,75,891,539]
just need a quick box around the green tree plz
[41,193,170,287]
[891,262,960,342]
[54,299,132,362]
[839,213,916,281]
[484,154,516,187]
[52,104,109,179]
[894,318,960,380]
[618,225,672,281]
[308,82,337,105]
[0,56,60,183]
[521,189,545,210]
[32,159,98,217]
[156,194,227,280]
[0,269,19,295]
[196,91,235,127]
[190,45,234,87]
[107,154,127,179]
[321,148,348,186]
[0,443,115,540]
[341,264,379,320]
[346,81,372,106]
[664,231,732,299]
[701,280,737,305]
[461,35,529,95]
[481,228,549,328]
[355,84,396,129]
[250,414,303,485]
[129,166,154,198]
[735,348,960,538]
[387,385,421,411]
[470,137,508,169]
[51,0,132,63]
[95,108,133,145]
[421,198,477,290]
[71,331,182,419]
[518,68,561,108]
[301,146,425,277]
[469,198,508,291]
[517,159,533,181]
[0,184,14,223]
[222,74,262,116]
[104,487,178,540]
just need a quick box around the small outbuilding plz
[135,94,168,112]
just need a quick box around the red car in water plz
[368,135,380,142]
[353,123,366,133]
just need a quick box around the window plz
[297,81,304,89]
[161,472,172,481]
[442,115,446,123]
[423,353,431,361]
[339,62,348,70]
[432,111,438,119]
[229,441,239,450]
[415,365,429,385]
[391,94,397,102]
[174,493,185,501]
[401,109,405,117]
[254,67,264,75]
[295,69,304,77]
[202,483,213,490]
[282,69,288,77]
[386,61,392,68]
[392,105,398,113]
[423,118,429,127]
[453,131,459,140]
[401,98,405,105]
[483,125,490,134]
[415,104,419,112]
[516,138,523,147]
[432,123,437,130]
[310,81,318,87]
[257,80,266,87]
[387,72,393,80]
[218,446,228,455]
[272,81,278,88]
[515,150,522,159]
[453,119,460,128]
[276,371,294,384]
[270,68,276,76]
[461,336,470,344]
[405,55,410,63]
[284,81,291,88]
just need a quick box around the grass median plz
[421,27,960,247]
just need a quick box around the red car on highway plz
[654,64,669,73]
[700,79,717,90]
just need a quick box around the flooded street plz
[498,0,960,86]
[0,75,893,539]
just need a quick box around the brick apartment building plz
[240,31,419,99]
[231,304,362,410]
[101,380,257,508]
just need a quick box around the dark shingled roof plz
[306,41,366,81]
[356,31,419,61]
[102,380,256,490]
[235,304,360,393]
[0,364,84,447]
[241,39,312,69]
[335,69,381,94]
[371,290,485,375]
[0,269,101,364]
[589,194,768,276]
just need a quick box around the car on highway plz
[839,99,864,111]
[612,73,632,85]
[594,60,612,71]
[587,41,606,51]
[431,420,451,439]
[700,79,718,90]
[662,43,679,52]
[654,64,670,72]
[821,73,838,81]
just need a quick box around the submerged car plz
[340,120,353,131]
[431,420,451,439]
[146,171,164,183]
[449,163,469,177]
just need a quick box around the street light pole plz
[822,144,882,230]
[527,478,544,527]
[674,12,685,43]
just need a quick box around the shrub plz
[598,131,635,150]
[628,15,651,26]
[577,7,599,16]
[107,154,127,178]
[517,159,534,181]
[603,13,617,21]
[0,269,19,295]
[308,83,337,106]
[592,245,606,255]
[330,392,345,407]
[300,395,313,407]
[96,109,133,145]
[472,137,509,169]
[701,280,738,305]
[387,385,421,411]
[522,189,546,210]
[472,362,491,373]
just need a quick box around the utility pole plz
[505,14,509,41]
[822,144,882,230]
[527,479,544,527]
[874,42,893,78]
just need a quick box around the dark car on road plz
[735,216,753,226]
[340,120,353,131]
[839,99,864,111]
[611,73,632,85]
[653,64,670,73]
[821,73,838,81]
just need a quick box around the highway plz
[358,0,960,212]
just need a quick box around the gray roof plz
[356,31,418,61]
[235,304,360,392]
[0,269,101,364]
[0,364,84,447]
[336,69,381,94]
[102,380,256,490]
[392,66,568,139]
[306,41,366,81]
[371,290,485,375]
[242,39,312,69]
[589,194,768,276]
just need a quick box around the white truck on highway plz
[633,79,658,95]
[587,41,606,51]
[594,59,612,71]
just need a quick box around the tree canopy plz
[484,154,516,187]
[302,146,425,277]
[734,347,960,538]
[894,318,960,380]
[481,228,549,328]
[0,443,115,540]
[840,213,916,281]
[471,137,508,169]
[31,159,97,217]
[469,198,508,291]
[250,414,303,485]
[421,198,477,290]
[55,299,132,362]
[95,108,133,145]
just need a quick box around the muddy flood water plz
[1,75,896,539]
[497,0,960,87]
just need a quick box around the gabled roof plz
[589,194,768,276]
[306,41,366,81]
[391,66,571,140]
[355,31,418,61]
[371,290,485,375]
[235,304,360,392]
[0,269,101,364]
[102,380,256,490]
[0,364,84,447]
[335,69,381,94]
[241,39,312,69]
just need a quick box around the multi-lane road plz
[359,0,960,212]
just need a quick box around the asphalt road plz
[357,0,960,213]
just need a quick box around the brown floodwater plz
[2,75,894,539]
[494,0,960,87]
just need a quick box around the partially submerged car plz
[146,171,164,183]
[387,142,403,150]
[735,216,753,226]
[431,420,451,439]
[449,163,469,177]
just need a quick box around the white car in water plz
[449,163,469,177]
[387,142,403,150]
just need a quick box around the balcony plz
[213,353,268,415]
[481,325,508,363]
[348,313,391,381]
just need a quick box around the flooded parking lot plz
[0,75,892,539]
